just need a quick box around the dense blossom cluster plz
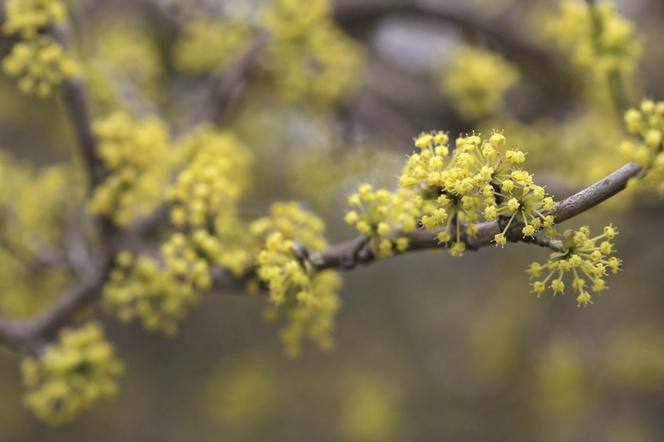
[173,17,251,74]
[406,132,555,252]
[169,127,253,230]
[103,237,211,334]
[262,0,363,106]
[1,0,79,97]
[548,0,642,74]
[528,225,621,306]
[620,99,664,191]
[344,186,416,257]
[21,322,123,425]
[170,127,254,276]
[103,126,254,332]
[2,38,79,97]
[252,202,341,357]
[440,47,519,120]
[88,112,171,225]
[2,0,66,39]
[347,131,555,257]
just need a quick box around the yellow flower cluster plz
[276,269,341,358]
[250,202,328,251]
[21,322,123,425]
[88,112,171,225]
[344,185,417,257]
[2,38,80,97]
[170,127,254,274]
[362,131,554,256]
[2,0,66,39]
[257,232,315,306]
[103,126,255,332]
[620,99,664,191]
[84,22,163,114]
[173,17,252,74]
[169,126,253,230]
[2,0,79,97]
[252,202,341,357]
[262,0,363,106]
[103,235,212,334]
[440,47,519,120]
[548,0,642,74]
[528,225,621,306]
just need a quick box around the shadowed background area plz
[1,0,664,441]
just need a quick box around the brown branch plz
[22,256,113,338]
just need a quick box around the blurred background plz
[2,0,664,440]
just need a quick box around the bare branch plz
[23,256,113,338]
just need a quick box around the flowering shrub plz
[0,0,662,431]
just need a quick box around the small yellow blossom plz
[528,225,621,305]
[3,38,79,97]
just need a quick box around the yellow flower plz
[88,112,172,225]
[3,38,79,97]
[21,322,123,425]
[3,0,66,39]
[528,225,621,304]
